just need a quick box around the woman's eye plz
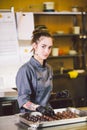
[48,46,52,50]
[42,45,46,49]
[41,45,52,50]
[49,46,52,49]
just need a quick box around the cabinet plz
[34,12,87,72]
[52,72,87,108]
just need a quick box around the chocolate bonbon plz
[20,110,78,123]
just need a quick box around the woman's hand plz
[36,106,55,117]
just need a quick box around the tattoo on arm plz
[23,101,39,111]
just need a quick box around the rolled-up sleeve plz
[16,66,31,108]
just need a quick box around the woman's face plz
[33,36,53,60]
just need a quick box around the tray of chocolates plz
[19,107,87,128]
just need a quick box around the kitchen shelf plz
[48,54,83,59]
[53,33,80,37]
[34,11,87,70]
[34,11,82,15]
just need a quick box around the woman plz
[16,27,55,116]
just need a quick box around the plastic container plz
[43,2,55,12]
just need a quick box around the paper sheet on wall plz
[16,12,34,40]
[0,10,20,89]
[0,11,19,63]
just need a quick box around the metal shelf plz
[48,54,83,59]
[34,11,87,70]
[52,33,80,37]
[34,11,82,15]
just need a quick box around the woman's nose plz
[45,48,49,53]
[45,48,51,55]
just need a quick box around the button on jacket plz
[16,56,53,112]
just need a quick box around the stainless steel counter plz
[1,109,87,130]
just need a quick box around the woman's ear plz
[32,42,37,49]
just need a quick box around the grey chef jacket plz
[16,56,53,112]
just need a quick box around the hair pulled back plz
[31,25,53,44]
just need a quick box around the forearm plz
[23,101,39,111]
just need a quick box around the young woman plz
[16,27,55,116]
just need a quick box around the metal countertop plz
[1,109,87,130]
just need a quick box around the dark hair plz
[31,26,53,44]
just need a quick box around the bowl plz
[69,50,77,55]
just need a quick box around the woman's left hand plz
[36,105,55,117]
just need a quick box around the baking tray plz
[19,107,87,128]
